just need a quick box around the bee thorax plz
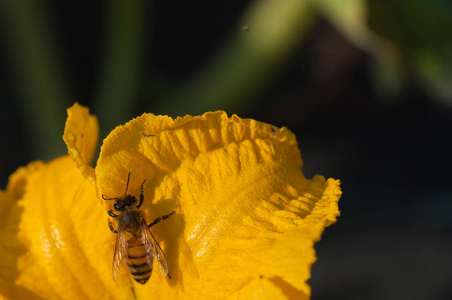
[119,209,142,232]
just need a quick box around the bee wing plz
[112,223,130,285]
[140,220,169,277]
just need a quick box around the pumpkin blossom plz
[0,103,341,299]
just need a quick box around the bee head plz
[113,195,137,211]
[102,172,142,212]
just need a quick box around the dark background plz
[1,1,452,299]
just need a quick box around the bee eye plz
[114,202,122,211]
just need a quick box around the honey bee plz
[102,172,174,284]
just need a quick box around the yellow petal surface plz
[0,156,133,300]
[0,108,340,299]
[62,103,98,185]
[96,111,341,299]
[228,276,309,300]
[0,161,45,299]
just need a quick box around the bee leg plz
[108,220,118,234]
[136,179,147,209]
[148,211,175,228]
[108,210,117,218]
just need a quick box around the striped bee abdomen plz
[126,237,154,284]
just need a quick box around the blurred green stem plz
[154,0,315,116]
[0,1,70,160]
[93,0,147,138]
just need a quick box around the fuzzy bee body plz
[103,173,174,285]
[115,208,157,284]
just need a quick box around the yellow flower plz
[0,103,341,299]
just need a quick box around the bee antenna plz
[124,172,131,196]
[102,195,118,201]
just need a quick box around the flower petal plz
[227,276,309,300]
[9,162,43,197]
[96,111,341,298]
[0,156,137,299]
[0,161,45,299]
[17,156,127,299]
[63,103,98,185]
